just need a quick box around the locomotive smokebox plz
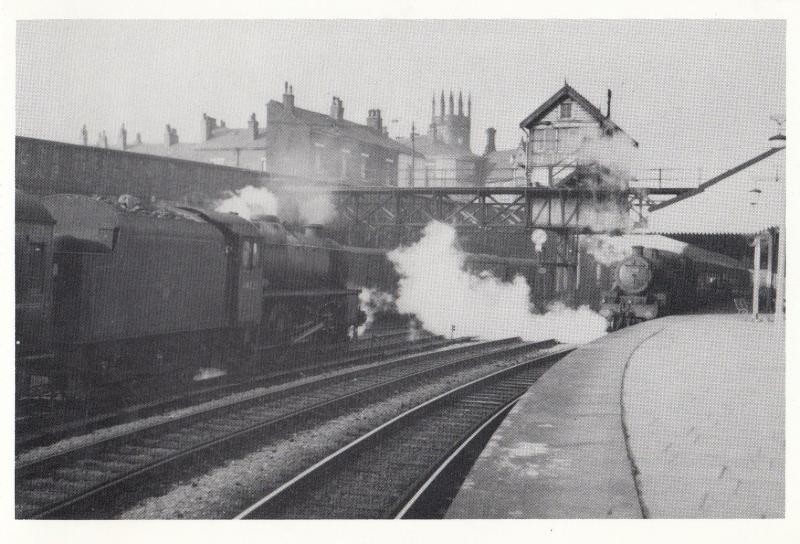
[304,224,324,238]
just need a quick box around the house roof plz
[646,146,785,235]
[195,128,276,151]
[120,141,209,160]
[396,134,479,160]
[481,148,526,183]
[262,100,414,156]
[519,84,639,147]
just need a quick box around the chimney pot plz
[484,128,497,155]
[606,89,612,119]
[366,108,382,132]
[283,82,295,111]
[80,124,88,146]
[330,96,344,121]
[248,112,259,140]
[202,113,217,141]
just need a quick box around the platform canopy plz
[646,146,785,235]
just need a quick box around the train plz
[599,235,751,330]
[16,191,362,401]
[15,189,752,402]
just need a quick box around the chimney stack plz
[135,132,142,145]
[248,112,259,140]
[484,127,497,155]
[449,91,454,116]
[202,113,217,141]
[606,89,612,119]
[282,81,295,111]
[330,96,344,121]
[366,109,383,132]
[80,124,88,146]
[119,123,128,150]
[164,124,179,147]
[99,130,108,148]
[458,91,463,116]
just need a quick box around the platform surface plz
[445,314,784,519]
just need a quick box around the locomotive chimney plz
[304,224,324,238]
[632,245,644,256]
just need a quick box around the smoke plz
[297,192,336,225]
[357,287,396,336]
[582,198,633,234]
[215,185,278,220]
[575,134,639,190]
[388,221,607,344]
[581,234,634,267]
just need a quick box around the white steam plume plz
[298,192,336,225]
[575,134,639,190]
[357,287,396,336]
[388,222,607,344]
[581,235,634,267]
[215,185,278,220]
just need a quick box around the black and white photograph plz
[5,3,794,539]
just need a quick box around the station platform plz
[445,314,784,519]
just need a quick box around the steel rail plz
[235,345,573,519]
[17,337,545,519]
[16,333,459,452]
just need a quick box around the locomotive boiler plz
[16,192,363,401]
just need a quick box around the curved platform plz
[445,315,784,519]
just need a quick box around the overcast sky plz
[16,19,784,183]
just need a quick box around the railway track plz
[16,329,455,451]
[16,337,551,519]
[236,346,573,519]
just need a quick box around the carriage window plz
[251,241,259,268]
[241,240,252,268]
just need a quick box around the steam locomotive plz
[15,189,752,401]
[15,191,362,400]
[599,235,751,330]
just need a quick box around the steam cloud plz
[215,185,278,220]
[297,192,336,225]
[387,221,607,344]
[357,287,396,336]
[581,234,634,266]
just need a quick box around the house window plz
[560,102,572,119]
[532,128,559,152]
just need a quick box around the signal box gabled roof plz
[519,83,639,147]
